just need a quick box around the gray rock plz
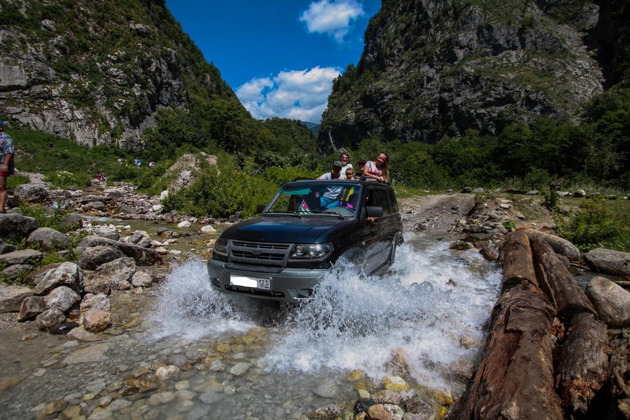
[131,270,153,288]
[78,235,160,266]
[78,245,124,270]
[27,227,70,250]
[0,213,38,241]
[1,264,33,281]
[584,248,630,276]
[36,307,66,331]
[14,183,49,202]
[44,286,80,312]
[127,231,152,248]
[80,293,110,311]
[523,229,581,260]
[585,276,630,327]
[33,262,83,295]
[83,308,111,332]
[0,240,17,254]
[83,257,136,294]
[18,296,47,321]
[312,378,340,398]
[0,249,44,266]
[59,213,83,230]
[573,189,586,197]
[0,285,34,313]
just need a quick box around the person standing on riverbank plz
[0,121,15,213]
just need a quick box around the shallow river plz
[1,232,502,419]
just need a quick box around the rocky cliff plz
[318,0,618,152]
[0,0,239,147]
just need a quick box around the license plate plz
[230,275,270,290]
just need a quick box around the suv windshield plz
[265,182,361,217]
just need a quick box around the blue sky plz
[165,0,381,123]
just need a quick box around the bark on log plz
[608,330,630,419]
[556,312,609,415]
[501,231,537,290]
[531,239,596,321]
[448,284,563,420]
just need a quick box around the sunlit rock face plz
[319,0,610,152]
[0,0,236,147]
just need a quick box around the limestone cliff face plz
[0,0,237,147]
[318,0,609,152]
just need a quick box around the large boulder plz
[0,264,34,281]
[521,229,581,260]
[0,285,34,313]
[83,257,136,294]
[78,235,160,265]
[14,183,50,202]
[27,227,70,250]
[36,307,66,331]
[585,276,630,327]
[0,240,17,254]
[0,213,37,241]
[18,296,47,321]
[44,286,80,312]
[0,249,44,266]
[584,248,630,276]
[78,246,124,270]
[33,262,83,295]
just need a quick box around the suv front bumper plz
[207,259,328,302]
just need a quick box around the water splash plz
[148,234,501,390]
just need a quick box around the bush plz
[555,198,630,252]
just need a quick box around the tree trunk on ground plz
[501,230,537,290]
[532,239,596,321]
[608,329,630,419]
[555,312,609,415]
[448,284,563,420]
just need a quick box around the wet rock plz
[78,245,125,270]
[367,404,392,420]
[177,221,192,228]
[66,327,103,342]
[84,257,136,294]
[229,362,251,377]
[131,270,153,287]
[18,296,47,321]
[83,308,111,332]
[372,389,404,406]
[585,276,630,327]
[450,240,474,251]
[36,399,67,419]
[403,393,436,416]
[80,293,111,311]
[0,249,44,266]
[27,227,70,250]
[480,246,499,261]
[78,235,160,265]
[584,248,630,276]
[63,342,111,364]
[199,391,226,405]
[313,377,340,398]
[0,285,34,313]
[310,404,343,419]
[36,307,66,331]
[0,213,37,241]
[44,285,80,312]
[383,376,409,391]
[33,262,82,295]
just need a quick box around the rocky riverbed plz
[1,178,629,419]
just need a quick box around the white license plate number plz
[230,275,270,290]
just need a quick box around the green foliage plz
[555,198,630,252]
[7,175,31,189]
[18,204,78,234]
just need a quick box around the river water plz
[1,232,502,419]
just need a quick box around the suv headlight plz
[213,238,228,257]
[290,243,333,260]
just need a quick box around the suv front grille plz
[229,240,292,267]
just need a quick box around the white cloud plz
[236,66,341,123]
[299,0,365,43]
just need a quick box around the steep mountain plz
[318,0,627,152]
[0,0,243,148]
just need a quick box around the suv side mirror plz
[256,204,266,213]
[365,206,383,218]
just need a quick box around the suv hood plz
[221,215,351,243]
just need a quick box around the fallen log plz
[531,239,596,321]
[448,283,563,420]
[501,231,537,290]
[555,312,609,415]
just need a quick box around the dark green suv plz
[207,179,403,302]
